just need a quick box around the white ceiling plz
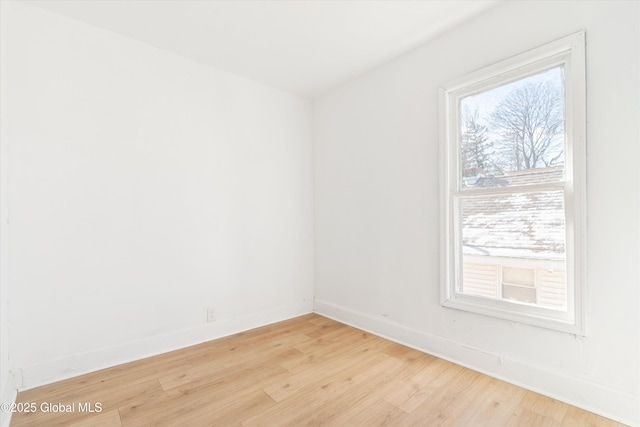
[26,0,499,98]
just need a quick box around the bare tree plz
[490,80,564,171]
[460,107,493,176]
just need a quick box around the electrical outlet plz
[207,307,217,322]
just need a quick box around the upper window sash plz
[447,58,572,194]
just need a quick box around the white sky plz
[461,66,564,124]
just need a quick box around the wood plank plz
[243,353,405,426]
[339,399,409,426]
[67,410,122,427]
[455,377,527,426]
[9,314,626,427]
[264,335,393,402]
[12,379,164,427]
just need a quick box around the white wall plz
[1,1,314,394]
[0,3,16,426]
[314,1,639,425]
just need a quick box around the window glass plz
[459,190,566,260]
[502,267,535,286]
[460,67,565,190]
[502,284,537,304]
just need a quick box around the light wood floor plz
[11,314,626,426]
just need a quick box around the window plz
[440,32,586,334]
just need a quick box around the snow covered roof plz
[461,167,565,261]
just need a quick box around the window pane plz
[459,67,565,190]
[502,284,537,304]
[502,267,534,286]
[458,190,567,309]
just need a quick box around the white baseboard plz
[313,299,639,427]
[0,378,17,427]
[18,300,313,392]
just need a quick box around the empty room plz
[0,0,638,426]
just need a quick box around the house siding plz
[537,269,567,308]
[462,262,498,298]
[463,256,566,308]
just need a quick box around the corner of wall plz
[0,2,13,426]
[19,300,313,391]
[0,376,17,427]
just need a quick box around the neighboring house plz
[461,167,567,308]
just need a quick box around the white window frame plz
[439,32,586,335]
